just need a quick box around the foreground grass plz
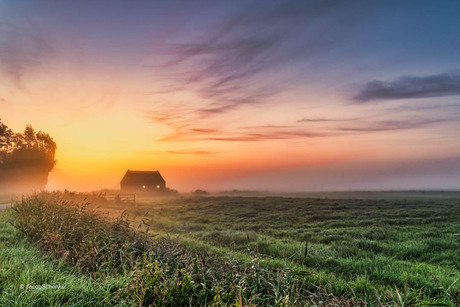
[6,192,370,306]
[0,209,128,306]
[2,191,459,305]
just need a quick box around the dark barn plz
[120,170,166,194]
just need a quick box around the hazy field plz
[1,191,458,305]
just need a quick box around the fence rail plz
[103,193,136,203]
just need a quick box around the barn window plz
[142,185,146,189]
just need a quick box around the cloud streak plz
[354,70,460,102]
[158,125,337,143]
[339,118,452,132]
[204,130,334,142]
[297,117,359,123]
[0,21,54,89]
[143,0,363,144]
[153,0,352,113]
[147,108,455,143]
[139,150,220,156]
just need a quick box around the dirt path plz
[0,203,12,211]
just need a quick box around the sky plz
[1,0,460,192]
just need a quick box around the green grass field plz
[1,191,459,305]
[125,194,460,304]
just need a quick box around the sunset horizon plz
[1,2,459,305]
[1,0,459,193]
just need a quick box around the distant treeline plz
[0,118,56,191]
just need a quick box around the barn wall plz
[120,182,166,193]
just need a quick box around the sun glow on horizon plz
[1,0,460,192]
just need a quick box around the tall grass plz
[0,209,128,306]
[12,191,152,275]
[5,191,459,306]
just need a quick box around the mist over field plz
[1,1,459,306]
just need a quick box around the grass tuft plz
[12,192,153,276]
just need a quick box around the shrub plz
[11,191,153,275]
[192,189,209,196]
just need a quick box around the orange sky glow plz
[1,1,460,192]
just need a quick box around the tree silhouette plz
[0,118,57,192]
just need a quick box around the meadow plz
[122,193,460,304]
[0,191,458,306]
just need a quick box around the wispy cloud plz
[0,21,54,89]
[139,150,221,155]
[64,89,119,126]
[354,70,460,102]
[339,118,452,132]
[158,125,336,143]
[297,117,358,123]
[385,103,460,113]
[204,130,334,142]
[153,0,352,113]
[148,108,455,143]
[143,0,361,143]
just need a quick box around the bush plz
[192,189,209,196]
[11,191,152,275]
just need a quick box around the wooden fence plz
[103,193,136,203]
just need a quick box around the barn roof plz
[120,170,165,185]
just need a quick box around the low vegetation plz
[126,194,460,305]
[12,192,152,275]
[1,191,458,306]
[0,208,126,306]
